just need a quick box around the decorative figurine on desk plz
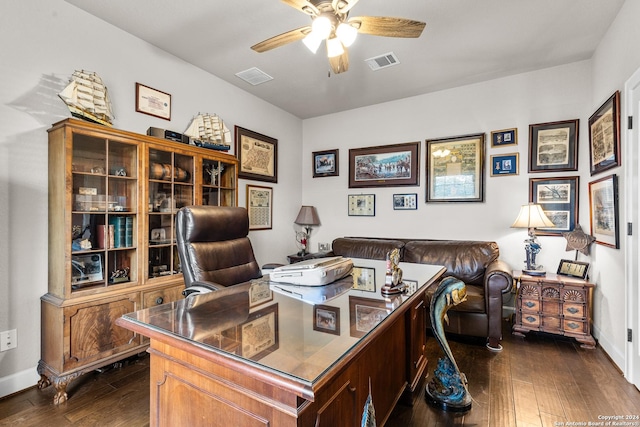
[426,276,472,412]
[381,248,404,295]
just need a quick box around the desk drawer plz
[563,319,588,335]
[520,298,540,312]
[563,303,586,318]
[520,312,540,327]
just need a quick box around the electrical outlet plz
[0,329,17,352]
[318,243,331,252]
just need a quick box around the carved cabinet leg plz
[36,360,82,405]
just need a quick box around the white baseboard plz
[0,365,39,398]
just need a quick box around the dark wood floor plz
[2,320,639,426]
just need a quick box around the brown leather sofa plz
[331,237,513,351]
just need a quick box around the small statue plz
[381,248,404,295]
[426,277,472,411]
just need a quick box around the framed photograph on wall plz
[426,133,485,202]
[135,83,171,120]
[235,126,278,183]
[246,184,272,230]
[529,176,579,236]
[348,141,419,188]
[490,153,519,176]
[348,194,375,216]
[313,149,339,177]
[313,305,340,335]
[589,91,621,176]
[528,119,579,172]
[490,128,518,147]
[589,174,619,248]
[393,193,417,210]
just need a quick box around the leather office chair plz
[176,205,263,296]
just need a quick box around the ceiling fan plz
[251,0,426,74]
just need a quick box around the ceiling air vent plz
[235,67,273,86]
[365,52,400,71]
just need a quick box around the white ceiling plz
[65,0,625,119]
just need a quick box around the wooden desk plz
[116,259,444,426]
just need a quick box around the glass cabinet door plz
[71,134,138,292]
[148,148,194,279]
[201,157,236,206]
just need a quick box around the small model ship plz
[58,70,114,126]
[184,113,231,151]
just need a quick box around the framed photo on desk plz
[239,304,279,361]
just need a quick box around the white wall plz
[0,0,302,397]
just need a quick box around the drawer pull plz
[567,307,579,314]
[525,316,536,323]
[156,297,164,305]
[524,301,536,308]
[566,322,580,330]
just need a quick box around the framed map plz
[235,126,278,183]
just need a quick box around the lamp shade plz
[511,203,555,229]
[295,206,320,226]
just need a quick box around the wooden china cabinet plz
[38,118,238,404]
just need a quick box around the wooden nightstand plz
[512,271,596,349]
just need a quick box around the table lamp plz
[294,206,320,255]
[511,203,555,276]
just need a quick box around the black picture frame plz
[589,91,621,176]
[313,305,340,335]
[313,149,339,177]
[352,266,376,292]
[426,133,485,202]
[348,141,420,188]
[393,193,417,210]
[557,259,590,280]
[348,194,375,216]
[235,126,278,183]
[589,174,620,249]
[529,176,580,236]
[528,119,579,172]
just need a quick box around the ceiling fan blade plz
[281,0,318,16]
[332,0,360,14]
[328,48,349,74]
[251,26,311,53]
[349,16,426,38]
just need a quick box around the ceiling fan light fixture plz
[336,23,357,47]
[303,32,323,54]
[326,36,344,58]
[311,16,332,40]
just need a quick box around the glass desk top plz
[120,258,444,386]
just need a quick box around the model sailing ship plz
[183,113,231,151]
[58,70,114,126]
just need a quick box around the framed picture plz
[246,184,272,230]
[239,304,279,361]
[248,279,273,308]
[393,193,417,210]
[490,128,518,147]
[426,133,485,202]
[349,296,390,338]
[135,83,171,120]
[529,176,579,236]
[313,149,339,178]
[348,141,420,188]
[557,259,590,280]
[589,174,619,249]
[589,91,621,176]
[528,119,579,172]
[313,305,340,335]
[490,153,519,176]
[235,126,278,183]
[352,266,376,292]
[348,194,375,216]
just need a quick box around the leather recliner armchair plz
[176,206,263,295]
